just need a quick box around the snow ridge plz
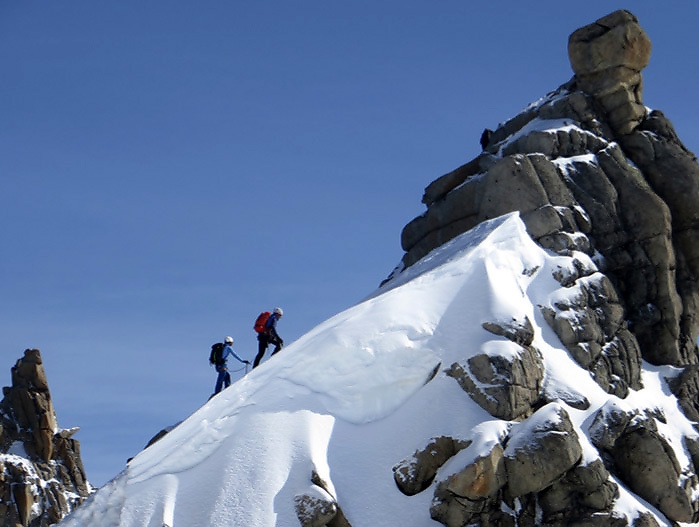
[60,213,691,526]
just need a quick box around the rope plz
[229,363,249,374]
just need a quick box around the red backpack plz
[254,311,271,333]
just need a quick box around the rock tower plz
[0,349,91,526]
[393,10,699,525]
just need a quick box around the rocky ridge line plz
[0,349,91,527]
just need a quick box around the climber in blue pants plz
[214,336,250,394]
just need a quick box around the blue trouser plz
[214,365,231,394]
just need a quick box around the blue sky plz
[2,1,698,487]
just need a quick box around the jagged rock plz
[568,10,651,135]
[541,270,643,397]
[393,436,471,496]
[446,342,544,421]
[620,110,699,365]
[1,349,92,526]
[6,350,57,464]
[399,8,699,377]
[402,153,582,268]
[504,403,583,497]
[12,481,33,527]
[392,8,699,527]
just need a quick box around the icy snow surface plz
[59,213,696,526]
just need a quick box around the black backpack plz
[209,342,224,366]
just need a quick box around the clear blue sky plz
[1,1,698,487]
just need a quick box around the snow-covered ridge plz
[59,213,693,526]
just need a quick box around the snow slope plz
[59,213,694,526]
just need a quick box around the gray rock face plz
[391,9,699,527]
[398,8,699,385]
[401,10,699,372]
[620,111,699,366]
[541,269,643,397]
[0,349,92,526]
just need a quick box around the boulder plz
[538,459,618,524]
[589,402,695,523]
[568,11,651,78]
[446,342,544,421]
[393,436,471,496]
[568,10,651,135]
[443,444,506,500]
[504,403,583,497]
[430,443,510,527]
[612,426,693,523]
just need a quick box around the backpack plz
[254,311,271,333]
[209,342,224,366]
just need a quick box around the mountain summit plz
[61,10,699,527]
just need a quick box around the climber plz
[253,307,284,368]
[214,336,250,394]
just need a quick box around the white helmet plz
[273,307,283,316]
[225,336,234,344]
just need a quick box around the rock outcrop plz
[0,349,91,526]
[391,9,699,526]
[294,471,352,527]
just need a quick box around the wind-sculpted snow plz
[59,213,696,526]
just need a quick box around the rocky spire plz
[0,349,91,526]
[568,10,652,135]
[393,10,699,525]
